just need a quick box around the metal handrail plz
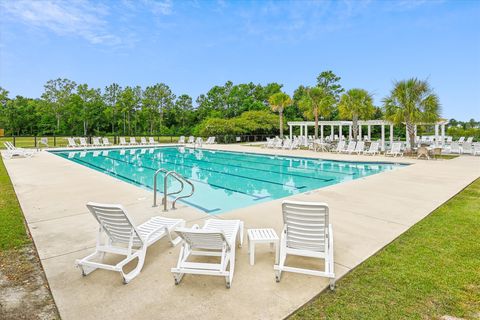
[152,168,195,211]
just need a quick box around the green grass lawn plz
[291,178,480,320]
[0,156,29,250]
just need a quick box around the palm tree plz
[383,78,440,151]
[298,87,335,138]
[268,92,292,138]
[338,89,374,140]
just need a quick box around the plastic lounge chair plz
[274,200,335,289]
[458,137,465,143]
[119,137,128,146]
[195,137,203,147]
[67,137,78,148]
[79,137,89,147]
[354,141,365,154]
[171,219,244,288]
[385,142,403,157]
[148,137,157,145]
[178,136,185,144]
[274,139,283,149]
[187,136,195,144]
[450,142,461,154]
[466,137,473,143]
[462,143,472,155]
[76,202,185,284]
[102,138,111,146]
[3,142,34,159]
[39,137,49,148]
[342,141,356,154]
[282,139,292,150]
[473,144,480,156]
[92,137,102,147]
[129,137,138,145]
[333,140,346,153]
[364,141,379,156]
[140,137,148,145]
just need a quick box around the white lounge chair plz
[187,136,195,144]
[450,142,461,154]
[3,142,34,159]
[38,137,49,148]
[102,137,111,146]
[466,137,473,143]
[333,140,346,153]
[67,137,78,148]
[92,137,102,147]
[79,137,89,147]
[342,141,356,154]
[354,141,365,154]
[119,137,128,146]
[386,142,403,157]
[76,202,185,284]
[148,137,157,145]
[364,141,379,156]
[473,144,480,156]
[195,137,203,147]
[178,136,185,144]
[462,143,472,155]
[274,139,283,149]
[140,137,148,145]
[282,139,292,150]
[129,137,138,145]
[274,200,335,289]
[458,137,465,143]
[171,219,244,288]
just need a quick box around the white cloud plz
[142,0,173,15]
[1,0,122,45]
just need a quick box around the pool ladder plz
[152,168,195,211]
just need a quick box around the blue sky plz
[0,0,479,120]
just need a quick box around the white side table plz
[247,228,279,266]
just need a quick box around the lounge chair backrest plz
[210,137,215,144]
[355,141,365,151]
[178,136,185,143]
[346,141,356,151]
[141,137,147,144]
[188,136,195,143]
[86,202,143,246]
[175,228,229,250]
[282,200,329,253]
[130,137,136,144]
[466,137,473,143]
[80,137,88,145]
[93,137,100,145]
[463,143,472,152]
[391,142,401,152]
[458,137,465,143]
[102,138,110,144]
[335,141,345,152]
[369,142,379,152]
[120,137,127,144]
[149,137,155,143]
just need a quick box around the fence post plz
[34,136,37,148]
[13,136,16,147]
[54,135,56,147]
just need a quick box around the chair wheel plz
[275,276,280,283]
[174,280,179,285]
[226,282,231,289]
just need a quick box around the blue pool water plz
[51,147,403,214]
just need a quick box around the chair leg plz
[121,251,146,284]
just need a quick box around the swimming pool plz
[52,147,403,214]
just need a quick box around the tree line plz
[0,70,458,149]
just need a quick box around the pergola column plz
[434,124,439,146]
[358,125,362,141]
[300,125,303,137]
[405,125,409,148]
[320,124,324,142]
[390,124,394,146]
[349,125,352,140]
[289,124,292,139]
[441,124,445,146]
[330,125,334,140]
[304,124,308,146]
[339,124,343,141]
[381,124,385,151]
[367,125,371,141]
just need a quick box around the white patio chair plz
[187,136,195,144]
[129,137,138,145]
[458,137,465,143]
[274,200,335,289]
[205,137,213,144]
[473,144,480,156]
[102,137,111,146]
[140,137,148,145]
[76,202,185,284]
[364,141,379,156]
[385,142,403,157]
[462,143,473,155]
[79,137,89,147]
[39,137,49,148]
[67,137,77,148]
[171,219,244,288]
[178,136,185,144]
[3,142,34,159]
[342,141,356,154]
[92,137,102,147]
[148,137,157,145]
[450,142,461,154]
[195,137,203,147]
[274,139,283,149]
[466,137,473,143]
[282,139,292,150]
[333,140,346,153]
[354,141,365,154]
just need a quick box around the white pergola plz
[287,120,449,151]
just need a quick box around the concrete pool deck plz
[3,145,480,320]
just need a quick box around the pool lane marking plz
[100,154,282,199]
[113,152,309,190]
[157,151,336,182]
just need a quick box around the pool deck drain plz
[3,145,480,320]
